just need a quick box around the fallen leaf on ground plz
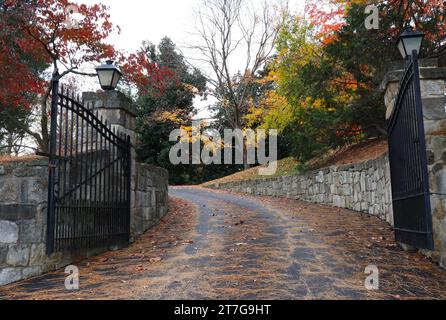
[135,265,145,272]
[149,257,163,263]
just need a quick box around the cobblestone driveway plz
[1,186,446,300]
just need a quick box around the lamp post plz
[397,26,425,60]
[95,60,122,91]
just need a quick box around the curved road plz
[1,186,446,300]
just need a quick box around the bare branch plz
[191,0,284,130]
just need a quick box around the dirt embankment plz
[203,139,388,186]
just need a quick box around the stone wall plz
[0,158,168,286]
[0,158,67,286]
[207,153,394,226]
[131,163,169,238]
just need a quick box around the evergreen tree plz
[135,37,207,184]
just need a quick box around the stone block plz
[424,120,442,136]
[0,267,22,286]
[343,185,352,196]
[422,97,446,121]
[143,207,153,221]
[333,195,344,208]
[420,80,445,98]
[0,179,20,202]
[0,204,36,221]
[13,166,43,178]
[434,169,446,194]
[316,171,324,183]
[29,243,46,266]
[6,244,30,266]
[0,245,8,264]
[0,221,19,244]
[360,173,366,191]
[19,220,43,243]
[22,266,42,279]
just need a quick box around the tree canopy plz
[245,0,446,162]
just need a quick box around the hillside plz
[202,139,388,187]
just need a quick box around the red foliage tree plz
[306,0,347,41]
[0,1,48,109]
[118,50,176,97]
[2,1,184,152]
[1,0,117,152]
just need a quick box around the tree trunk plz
[39,87,51,154]
[243,138,250,170]
[6,134,13,156]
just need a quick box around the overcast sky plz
[77,0,307,118]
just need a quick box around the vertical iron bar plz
[111,128,116,245]
[56,90,64,251]
[46,69,60,254]
[89,109,95,247]
[80,101,86,249]
[94,112,99,248]
[84,105,90,248]
[127,135,131,241]
[69,97,75,249]
[73,96,82,249]
[63,95,70,249]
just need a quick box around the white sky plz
[76,0,307,118]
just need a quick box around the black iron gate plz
[387,52,434,250]
[47,75,131,254]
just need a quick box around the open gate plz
[47,77,131,254]
[386,53,434,250]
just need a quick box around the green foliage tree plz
[248,1,446,163]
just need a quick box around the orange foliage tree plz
[307,0,445,52]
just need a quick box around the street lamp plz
[397,26,425,59]
[95,60,122,91]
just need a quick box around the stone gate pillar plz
[82,91,137,142]
[381,58,446,267]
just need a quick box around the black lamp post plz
[95,60,122,91]
[397,26,425,59]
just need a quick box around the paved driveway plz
[1,187,446,300]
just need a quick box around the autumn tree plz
[316,0,446,136]
[248,1,446,162]
[1,0,117,153]
[245,16,347,161]
[307,0,446,54]
[0,1,48,155]
[130,38,207,184]
[192,0,285,168]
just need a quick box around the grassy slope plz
[202,139,388,187]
